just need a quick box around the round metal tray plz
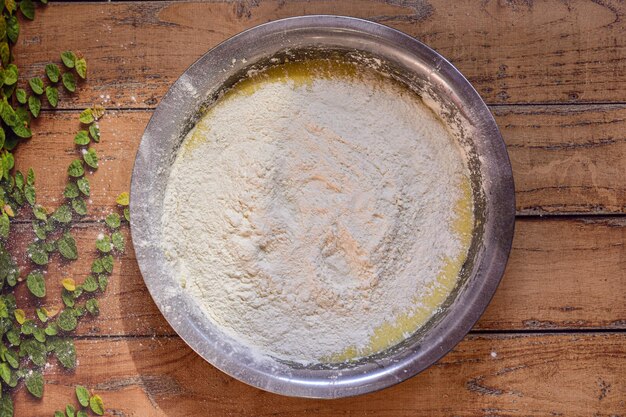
[130,15,515,399]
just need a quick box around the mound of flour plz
[161,65,468,362]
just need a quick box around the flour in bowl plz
[161,60,474,363]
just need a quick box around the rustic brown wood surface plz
[10,1,626,416]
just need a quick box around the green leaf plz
[89,394,105,416]
[43,240,56,253]
[6,329,20,346]
[56,309,77,331]
[45,63,60,83]
[72,197,87,215]
[112,231,125,252]
[25,370,44,398]
[35,307,47,322]
[32,221,46,240]
[63,182,79,198]
[5,349,18,368]
[33,326,46,342]
[0,212,8,238]
[66,404,75,417]
[26,270,45,297]
[0,43,9,67]
[82,275,98,292]
[89,124,100,142]
[3,65,17,86]
[95,235,111,253]
[51,204,72,223]
[44,322,58,336]
[0,362,10,383]
[45,86,58,107]
[75,58,87,79]
[57,232,78,260]
[11,119,31,139]
[116,192,129,206]
[98,275,108,292]
[0,127,5,149]
[33,204,47,221]
[54,412,64,417]
[76,385,90,407]
[14,171,23,189]
[67,159,84,177]
[79,108,93,124]
[61,51,76,68]
[21,318,35,334]
[105,213,120,229]
[6,15,19,43]
[0,299,7,318]
[28,77,44,95]
[27,243,48,265]
[101,254,114,274]
[28,95,41,118]
[77,411,88,417]
[61,289,74,308]
[5,0,16,14]
[77,177,90,196]
[0,100,19,127]
[15,88,26,104]
[24,184,35,205]
[83,147,98,169]
[85,298,99,315]
[0,396,12,417]
[74,130,89,145]
[124,207,130,222]
[54,338,76,369]
[19,0,35,20]
[20,338,47,366]
[62,72,76,92]
[91,258,103,274]
[0,17,5,40]
[27,167,35,185]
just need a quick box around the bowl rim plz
[130,15,515,399]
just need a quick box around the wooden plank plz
[14,333,626,416]
[7,217,626,335]
[12,104,626,217]
[13,0,626,109]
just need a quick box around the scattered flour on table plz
[161,61,472,363]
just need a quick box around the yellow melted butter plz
[183,59,475,362]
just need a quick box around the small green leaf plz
[76,385,90,407]
[124,207,130,222]
[98,275,108,292]
[61,51,76,68]
[75,58,87,79]
[44,322,58,336]
[105,213,120,229]
[72,198,87,215]
[89,124,100,142]
[45,63,60,83]
[51,204,72,223]
[25,370,44,398]
[91,258,103,274]
[112,231,125,252]
[57,309,77,331]
[85,298,99,315]
[95,235,111,253]
[27,243,48,265]
[77,177,90,196]
[61,289,74,308]
[0,100,19,127]
[33,326,46,342]
[67,159,84,177]
[19,0,35,20]
[3,65,17,86]
[64,182,79,198]
[0,43,9,67]
[82,275,98,292]
[5,349,18,369]
[28,95,41,117]
[26,270,46,297]
[15,88,26,104]
[66,404,75,417]
[27,167,35,185]
[11,119,32,139]
[54,412,64,417]
[74,130,90,145]
[79,108,93,124]
[101,254,114,274]
[77,411,88,417]
[0,396,12,417]
[52,337,76,369]
[6,16,19,43]
[0,363,10,384]
[21,319,36,335]
[36,307,47,323]
[57,232,78,260]
[5,0,16,14]
[25,184,36,205]
[33,204,47,221]
[62,72,76,92]
[0,18,5,40]
[0,212,9,238]
[89,394,105,416]
[45,86,58,107]
[28,77,44,95]
[116,192,129,206]
[83,148,98,169]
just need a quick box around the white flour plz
[161,63,469,363]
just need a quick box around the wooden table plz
[13,1,626,416]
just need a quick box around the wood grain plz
[14,333,626,417]
[8,216,626,336]
[12,104,626,217]
[13,0,626,109]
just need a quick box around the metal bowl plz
[130,15,515,398]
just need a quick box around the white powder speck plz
[491,351,498,358]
